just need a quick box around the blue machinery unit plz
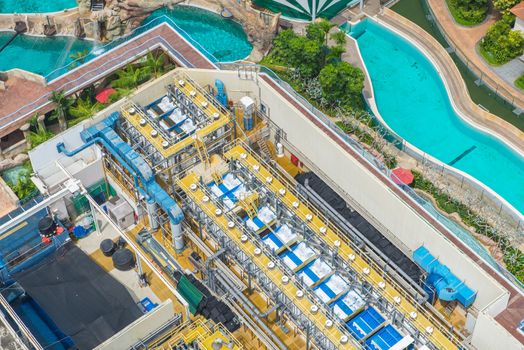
[215,79,227,107]
[56,112,185,250]
[413,246,477,308]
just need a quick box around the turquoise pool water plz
[351,19,524,216]
[145,6,252,62]
[0,0,77,13]
[0,32,94,76]
[0,6,251,78]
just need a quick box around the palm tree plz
[330,31,347,47]
[111,65,149,90]
[49,90,71,131]
[143,51,168,79]
[318,19,335,45]
[68,96,102,126]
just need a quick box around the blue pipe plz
[57,112,183,225]
[56,138,149,201]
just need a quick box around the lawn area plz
[446,0,488,26]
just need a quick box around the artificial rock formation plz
[80,0,184,40]
[78,0,278,57]
[215,0,279,59]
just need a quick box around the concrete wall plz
[184,69,509,312]
[94,299,176,350]
[471,311,523,350]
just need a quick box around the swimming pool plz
[144,6,252,62]
[0,32,94,77]
[0,0,77,13]
[0,6,252,78]
[351,19,524,216]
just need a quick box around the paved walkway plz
[0,23,216,138]
[379,8,524,155]
[427,0,524,109]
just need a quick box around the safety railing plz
[224,140,465,348]
[216,62,524,291]
[178,175,359,349]
[44,14,218,82]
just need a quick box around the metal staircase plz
[193,135,210,169]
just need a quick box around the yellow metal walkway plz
[177,172,354,349]
[120,77,230,159]
[224,144,459,350]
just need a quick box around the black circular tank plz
[112,248,135,271]
[38,217,56,238]
[100,239,116,257]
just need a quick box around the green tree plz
[306,20,335,45]
[480,19,524,64]
[326,45,346,64]
[143,51,168,79]
[49,90,71,131]
[68,95,103,125]
[69,49,90,69]
[330,31,347,46]
[318,62,364,106]
[111,65,150,90]
[290,36,323,77]
[447,0,488,25]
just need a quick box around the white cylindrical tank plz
[240,96,255,131]
[170,220,184,252]
[146,199,159,230]
[276,143,284,158]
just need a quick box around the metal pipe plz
[215,270,288,350]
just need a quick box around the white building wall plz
[471,311,524,350]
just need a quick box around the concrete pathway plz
[493,57,524,87]
[426,0,524,108]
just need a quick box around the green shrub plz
[447,0,488,25]
[411,170,523,284]
[515,74,524,90]
[318,62,364,107]
[480,18,524,64]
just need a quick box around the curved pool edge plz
[346,17,524,222]
[175,3,254,62]
[0,7,78,16]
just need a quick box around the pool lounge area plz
[350,19,524,217]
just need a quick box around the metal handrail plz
[177,175,359,349]
[224,140,464,348]
[217,62,524,291]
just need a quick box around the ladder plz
[239,192,259,218]
[257,139,271,162]
[193,135,210,168]
[211,172,222,184]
